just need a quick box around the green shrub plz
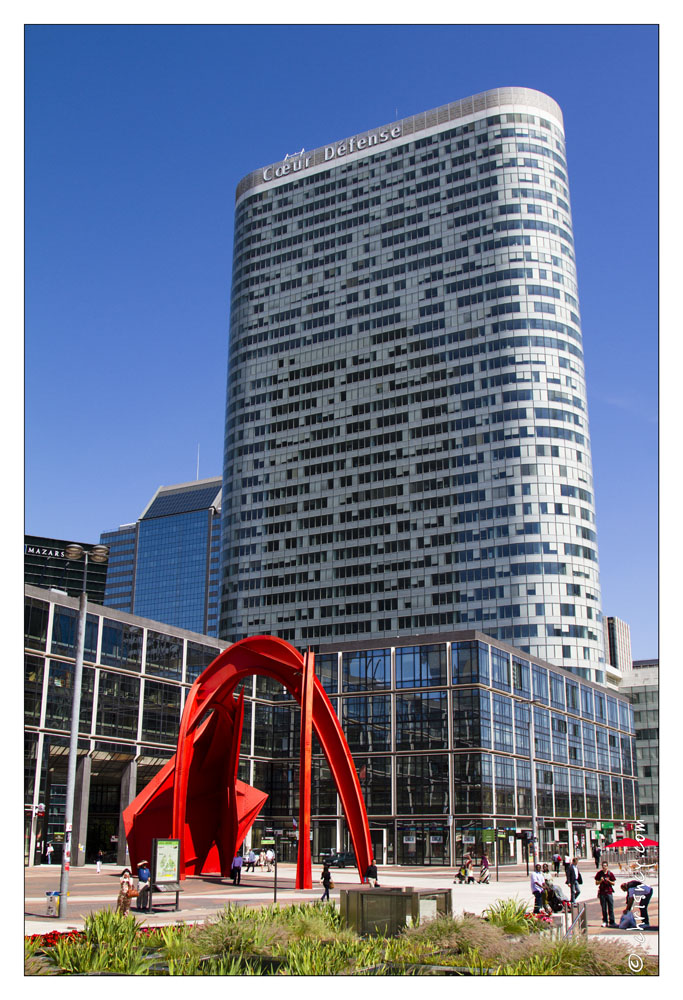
[482,897,533,935]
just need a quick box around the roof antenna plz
[196,443,200,481]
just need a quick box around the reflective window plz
[620,734,632,775]
[96,671,140,739]
[396,755,449,814]
[594,690,606,723]
[186,641,221,684]
[532,664,549,704]
[553,766,570,817]
[606,695,619,728]
[490,648,511,691]
[315,653,339,694]
[492,694,513,752]
[50,606,99,660]
[512,655,530,696]
[45,661,94,732]
[25,654,43,725]
[580,685,593,718]
[355,756,392,814]
[599,774,612,817]
[396,645,446,688]
[565,679,580,714]
[453,752,488,812]
[533,706,551,759]
[141,680,181,743]
[584,772,599,818]
[494,755,515,814]
[570,768,585,816]
[454,689,491,748]
[622,778,636,820]
[551,713,568,762]
[25,597,49,650]
[550,672,565,710]
[452,641,489,685]
[611,776,624,818]
[342,648,390,691]
[343,695,391,752]
[595,726,609,770]
[101,619,143,672]
[536,765,554,816]
[582,722,596,769]
[396,691,448,750]
[618,700,630,732]
[567,718,582,765]
[514,701,530,756]
[516,759,532,814]
[145,631,183,681]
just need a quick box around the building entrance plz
[396,821,450,864]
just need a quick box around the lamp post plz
[57,543,109,919]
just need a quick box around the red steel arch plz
[125,635,372,888]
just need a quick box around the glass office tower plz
[101,478,222,636]
[221,87,605,680]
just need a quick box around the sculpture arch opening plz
[123,635,373,888]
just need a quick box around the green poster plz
[154,839,180,882]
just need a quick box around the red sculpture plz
[123,635,372,887]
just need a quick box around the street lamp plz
[57,543,109,918]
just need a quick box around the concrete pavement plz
[25,861,658,956]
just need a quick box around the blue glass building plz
[101,478,222,636]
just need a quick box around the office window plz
[343,695,391,752]
[396,645,446,688]
[342,648,390,691]
[453,641,490,685]
[101,618,143,672]
[397,755,449,814]
[396,690,448,750]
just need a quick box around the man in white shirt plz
[265,848,275,872]
[530,864,548,913]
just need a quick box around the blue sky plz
[24,24,658,658]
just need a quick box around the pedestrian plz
[477,853,490,884]
[265,847,275,872]
[552,851,561,875]
[245,848,257,872]
[136,859,151,911]
[464,857,475,883]
[320,863,333,901]
[116,868,135,915]
[231,852,243,885]
[565,857,582,902]
[530,863,550,914]
[96,849,104,874]
[365,858,379,887]
[621,879,654,928]
[592,844,602,869]
[595,860,617,927]
[45,842,54,865]
[258,849,266,870]
[542,862,550,875]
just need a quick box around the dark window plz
[141,680,181,743]
[343,695,391,752]
[396,645,446,688]
[50,606,99,660]
[46,661,95,732]
[454,688,491,748]
[101,619,143,672]
[491,648,511,690]
[397,755,449,814]
[453,641,489,684]
[532,665,549,704]
[342,648,390,691]
[145,631,183,681]
[25,654,44,725]
[396,690,448,750]
[186,641,221,684]
[25,597,49,650]
[96,671,140,739]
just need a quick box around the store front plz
[396,820,450,864]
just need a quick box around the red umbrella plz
[605,837,658,848]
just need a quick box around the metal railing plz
[563,902,587,938]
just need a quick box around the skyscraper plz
[221,87,605,680]
[603,615,632,680]
[101,478,222,635]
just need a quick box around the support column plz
[296,649,314,889]
[71,755,91,867]
[118,760,137,866]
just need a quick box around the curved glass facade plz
[221,86,604,678]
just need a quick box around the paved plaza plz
[25,861,658,957]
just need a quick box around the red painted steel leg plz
[296,650,314,889]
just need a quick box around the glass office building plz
[26,585,636,867]
[101,478,222,636]
[24,535,108,605]
[221,87,606,680]
[620,659,658,837]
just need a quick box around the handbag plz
[127,888,139,898]
[329,880,335,889]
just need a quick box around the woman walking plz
[320,863,332,902]
[116,867,135,915]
